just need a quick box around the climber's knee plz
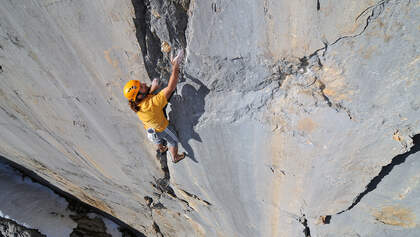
[159,124,179,148]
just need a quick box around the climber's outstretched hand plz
[163,49,184,100]
[171,49,184,67]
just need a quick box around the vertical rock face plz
[0,0,419,237]
[0,0,162,235]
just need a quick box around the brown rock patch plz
[373,206,416,228]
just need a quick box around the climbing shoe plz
[173,152,186,164]
[157,145,168,154]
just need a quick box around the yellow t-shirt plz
[136,90,169,132]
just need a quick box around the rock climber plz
[123,50,186,163]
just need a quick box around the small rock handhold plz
[151,9,161,18]
[171,49,184,65]
[152,202,166,209]
[321,215,331,224]
[161,41,171,53]
[144,196,153,207]
[393,131,402,142]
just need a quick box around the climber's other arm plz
[150,78,160,94]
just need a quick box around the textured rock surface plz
[0,0,419,236]
[0,217,46,237]
[69,215,111,237]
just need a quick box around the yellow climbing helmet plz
[123,80,140,101]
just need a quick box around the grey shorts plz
[153,124,179,148]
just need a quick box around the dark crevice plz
[318,81,333,107]
[298,57,309,71]
[179,188,212,206]
[318,81,353,119]
[152,145,178,199]
[156,147,171,180]
[131,0,189,81]
[305,0,390,63]
[330,0,389,47]
[151,176,176,199]
[212,3,218,13]
[298,214,311,237]
[152,222,164,237]
[151,174,196,212]
[323,215,331,224]
[131,0,163,80]
[144,195,166,210]
[69,215,112,237]
[151,202,166,209]
[337,134,420,215]
[0,105,18,120]
[144,196,154,207]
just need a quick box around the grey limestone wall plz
[0,0,419,236]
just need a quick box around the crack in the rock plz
[317,79,353,119]
[334,134,420,215]
[312,0,391,57]
[301,0,391,64]
[151,180,196,213]
[151,150,197,213]
[282,0,392,120]
[322,215,331,224]
[131,0,189,81]
[69,214,113,237]
[331,0,389,46]
[298,214,312,237]
[179,188,212,206]
[152,222,164,237]
[144,195,166,210]
[0,105,18,120]
[151,176,176,199]
[131,0,163,79]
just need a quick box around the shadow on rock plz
[168,73,209,163]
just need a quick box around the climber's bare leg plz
[169,146,185,163]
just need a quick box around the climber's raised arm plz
[162,50,184,100]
